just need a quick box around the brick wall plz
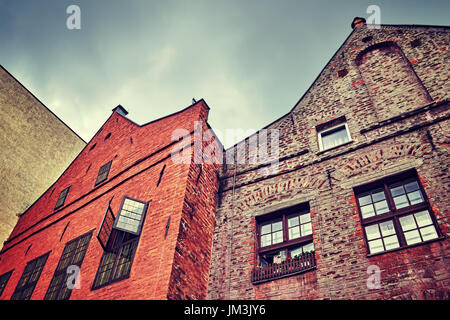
[208,24,449,300]
[0,66,86,248]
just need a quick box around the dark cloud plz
[1,0,449,147]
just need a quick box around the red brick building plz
[0,100,222,300]
[0,18,449,301]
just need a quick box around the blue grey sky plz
[1,0,449,147]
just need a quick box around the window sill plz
[316,140,353,156]
[366,235,446,258]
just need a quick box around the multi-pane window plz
[252,204,316,284]
[358,188,389,218]
[287,212,312,240]
[399,210,439,245]
[11,252,50,300]
[93,196,149,289]
[95,161,112,186]
[44,232,93,300]
[365,220,400,254]
[390,180,424,209]
[0,270,13,297]
[114,197,148,235]
[257,204,314,266]
[55,186,70,210]
[92,237,139,289]
[355,170,441,255]
[318,123,351,151]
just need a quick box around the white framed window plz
[113,197,148,235]
[317,123,351,151]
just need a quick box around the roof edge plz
[0,64,87,144]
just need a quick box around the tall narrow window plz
[55,186,70,210]
[113,197,148,235]
[317,119,351,151]
[44,231,93,300]
[355,170,441,255]
[11,252,50,300]
[95,161,112,186]
[92,196,149,289]
[0,270,13,297]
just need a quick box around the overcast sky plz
[1,0,449,147]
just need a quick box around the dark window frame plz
[0,270,13,297]
[337,68,348,78]
[355,170,443,256]
[44,231,93,300]
[10,252,51,300]
[256,203,314,265]
[54,186,71,210]
[97,198,116,250]
[94,160,112,186]
[317,122,352,152]
[91,235,139,290]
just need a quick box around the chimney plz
[351,17,366,29]
[112,104,129,117]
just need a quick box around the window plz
[55,186,70,210]
[0,270,13,297]
[95,161,112,186]
[410,39,421,48]
[252,204,316,283]
[337,68,348,78]
[92,238,139,289]
[355,170,441,255]
[317,121,351,151]
[11,252,50,300]
[44,232,93,300]
[93,196,149,289]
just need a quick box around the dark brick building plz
[208,18,449,300]
[0,18,448,300]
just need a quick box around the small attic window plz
[410,39,421,48]
[95,161,112,186]
[89,143,97,151]
[337,68,348,78]
[362,36,373,43]
[104,133,111,140]
[55,186,71,210]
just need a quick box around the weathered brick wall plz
[0,66,86,248]
[167,117,222,299]
[208,24,449,300]
[356,41,432,120]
